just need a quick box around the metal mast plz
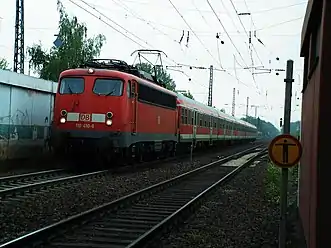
[246,97,249,117]
[13,0,24,73]
[208,65,213,106]
[231,88,236,116]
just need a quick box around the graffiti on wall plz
[0,108,51,160]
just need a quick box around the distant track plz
[0,144,267,248]
[0,169,108,200]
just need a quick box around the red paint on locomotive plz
[50,62,258,164]
[51,67,178,161]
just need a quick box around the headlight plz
[106,119,112,126]
[60,117,66,123]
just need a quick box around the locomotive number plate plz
[79,113,91,122]
[76,123,95,129]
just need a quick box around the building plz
[300,1,331,247]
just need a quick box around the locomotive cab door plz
[130,80,138,134]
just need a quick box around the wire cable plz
[167,0,223,68]
[109,0,185,49]
[206,0,249,68]
[255,17,304,31]
[68,0,180,65]
[76,0,152,47]
[67,0,146,48]
[228,0,264,66]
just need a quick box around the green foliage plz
[265,163,299,205]
[241,116,280,138]
[265,163,281,204]
[182,91,194,100]
[0,58,10,70]
[27,0,106,81]
[281,120,301,138]
[135,62,176,91]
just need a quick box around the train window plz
[127,81,131,98]
[138,83,177,109]
[181,108,185,124]
[93,79,123,96]
[185,109,188,124]
[59,77,84,94]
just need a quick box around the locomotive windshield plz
[59,77,84,94]
[93,78,123,96]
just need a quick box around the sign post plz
[268,134,302,248]
[269,59,301,248]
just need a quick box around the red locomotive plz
[50,58,257,165]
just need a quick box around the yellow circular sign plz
[268,134,302,168]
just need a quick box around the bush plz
[265,163,281,204]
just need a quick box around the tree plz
[280,120,301,138]
[182,91,194,100]
[0,58,10,70]
[27,0,106,81]
[135,62,176,91]
[241,116,280,138]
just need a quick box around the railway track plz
[0,169,108,201]
[0,144,267,248]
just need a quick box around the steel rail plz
[0,170,108,199]
[0,144,265,248]
[128,147,268,248]
[0,169,65,183]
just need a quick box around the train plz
[50,59,258,165]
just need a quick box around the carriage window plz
[59,77,84,94]
[138,83,177,109]
[184,109,188,124]
[93,79,123,96]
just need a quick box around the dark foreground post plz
[279,59,294,248]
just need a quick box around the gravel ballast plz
[160,155,280,248]
[0,143,258,244]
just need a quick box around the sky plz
[0,0,307,128]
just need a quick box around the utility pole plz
[246,97,249,117]
[208,65,214,107]
[279,59,294,248]
[14,0,24,74]
[231,88,236,116]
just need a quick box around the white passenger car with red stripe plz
[176,93,257,145]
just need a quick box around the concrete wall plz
[0,69,58,160]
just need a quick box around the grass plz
[265,162,281,204]
[265,161,299,204]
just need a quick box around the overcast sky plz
[0,0,307,128]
